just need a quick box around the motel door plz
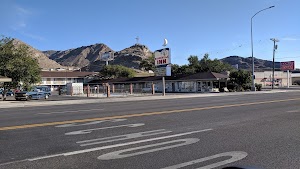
[172,83,175,92]
[197,82,202,92]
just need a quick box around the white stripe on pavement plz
[28,129,213,161]
[161,151,248,169]
[65,123,145,135]
[55,119,126,128]
[37,108,104,115]
[77,129,172,146]
[98,138,199,160]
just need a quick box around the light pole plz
[270,38,279,89]
[251,6,275,91]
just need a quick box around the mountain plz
[111,44,153,69]
[12,39,63,69]
[221,56,281,70]
[44,43,153,71]
[43,43,113,69]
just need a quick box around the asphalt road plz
[1,91,300,169]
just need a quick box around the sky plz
[1,0,300,68]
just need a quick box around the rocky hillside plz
[45,43,153,71]
[12,39,63,69]
[111,44,153,69]
[43,43,113,68]
[221,56,281,70]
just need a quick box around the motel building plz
[37,71,97,91]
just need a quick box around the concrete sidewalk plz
[0,90,295,109]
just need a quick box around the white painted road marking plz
[98,138,200,160]
[28,129,212,161]
[77,129,172,146]
[65,123,145,135]
[37,108,104,115]
[161,151,248,169]
[55,119,126,128]
[287,110,300,113]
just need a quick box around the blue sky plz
[1,0,299,67]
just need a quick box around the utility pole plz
[270,38,279,89]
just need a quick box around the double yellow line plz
[1,98,299,131]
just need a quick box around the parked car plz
[15,91,49,101]
[33,86,51,96]
[0,90,14,96]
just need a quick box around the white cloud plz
[18,21,26,28]
[9,4,45,41]
[281,37,300,41]
[15,6,31,15]
[19,31,45,41]
[10,5,32,30]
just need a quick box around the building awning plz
[87,72,229,84]
[0,76,12,83]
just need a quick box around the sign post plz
[280,61,295,88]
[154,45,171,96]
[287,70,290,88]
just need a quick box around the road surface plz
[1,91,300,169]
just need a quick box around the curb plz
[0,90,295,109]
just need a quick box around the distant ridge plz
[12,39,63,69]
[44,43,153,71]
[221,56,281,70]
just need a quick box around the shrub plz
[242,83,252,91]
[255,83,262,91]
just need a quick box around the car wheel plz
[16,98,20,101]
[27,95,32,101]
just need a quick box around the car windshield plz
[1,0,299,169]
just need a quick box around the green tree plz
[100,65,136,78]
[0,37,41,88]
[171,64,196,76]
[139,55,155,71]
[198,53,233,73]
[187,55,199,67]
[229,70,251,91]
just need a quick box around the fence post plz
[71,86,73,96]
[87,85,90,97]
[130,83,133,95]
[106,85,110,97]
[152,83,155,95]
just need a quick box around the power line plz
[276,56,300,59]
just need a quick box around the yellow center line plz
[1,98,299,131]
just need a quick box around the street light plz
[251,6,275,91]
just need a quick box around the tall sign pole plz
[162,39,167,96]
[287,70,290,88]
[154,39,171,96]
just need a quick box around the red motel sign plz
[280,61,295,71]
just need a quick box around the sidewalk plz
[0,90,295,109]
